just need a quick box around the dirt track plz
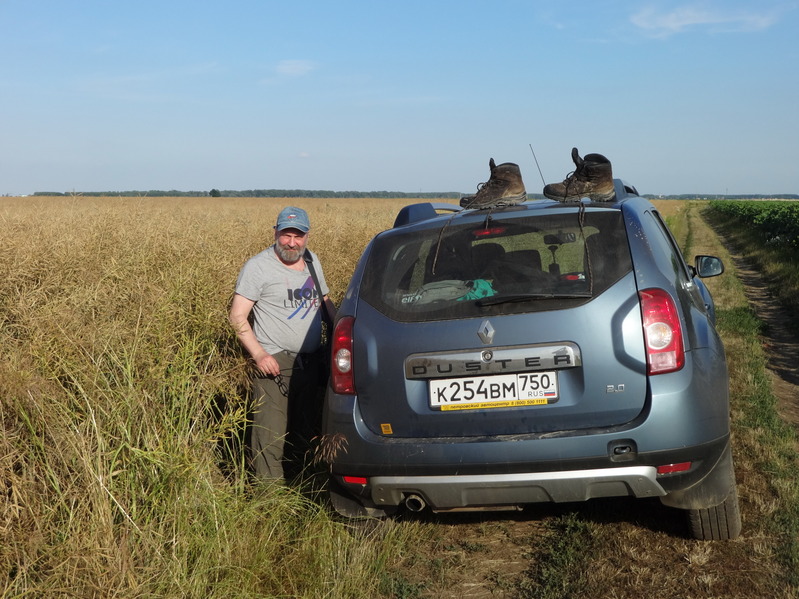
[728,252,799,430]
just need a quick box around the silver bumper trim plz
[370,466,666,508]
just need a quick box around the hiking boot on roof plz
[460,158,527,209]
[543,147,615,202]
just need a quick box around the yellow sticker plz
[439,398,549,411]
[380,423,393,435]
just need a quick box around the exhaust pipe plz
[404,494,427,512]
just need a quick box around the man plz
[229,206,335,481]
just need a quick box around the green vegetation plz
[707,200,799,329]
[716,303,799,586]
[516,513,598,598]
[710,200,799,250]
[704,201,799,587]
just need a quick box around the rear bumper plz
[324,383,731,511]
[331,436,730,511]
[367,465,666,509]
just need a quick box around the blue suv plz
[321,179,741,540]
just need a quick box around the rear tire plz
[685,444,742,540]
[687,482,742,540]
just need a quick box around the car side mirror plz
[694,255,724,278]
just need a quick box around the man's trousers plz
[249,350,323,480]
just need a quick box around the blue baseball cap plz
[275,206,310,233]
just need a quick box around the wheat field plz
[2,196,795,598]
[0,196,427,597]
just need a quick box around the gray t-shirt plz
[235,246,329,355]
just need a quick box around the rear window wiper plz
[476,292,593,306]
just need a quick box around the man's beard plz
[275,244,306,264]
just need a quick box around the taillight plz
[657,462,692,475]
[331,316,356,394]
[342,475,368,485]
[639,288,684,375]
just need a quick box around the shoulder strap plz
[304,252,333,326]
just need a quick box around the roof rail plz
[393,202,462,228]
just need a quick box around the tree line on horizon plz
[31,189,464,200]
[28,189,799,200]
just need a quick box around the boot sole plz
[462,192,527,209]
[543,190,616,202]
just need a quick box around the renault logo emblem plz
[477,319,495,345]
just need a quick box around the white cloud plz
[275,59,317,77]
[631,4,781,38]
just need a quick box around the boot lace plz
[559,162,589,194]
[475,177,502,192]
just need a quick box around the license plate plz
[429,371,559,411]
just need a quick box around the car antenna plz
[529,143,547,187]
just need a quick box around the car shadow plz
[402,495,688,539]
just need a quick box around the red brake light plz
[342,475,368,485]
[657,462,692,475]
[639,288,685,375]
[472,226,506,237]
[331,316,356,394]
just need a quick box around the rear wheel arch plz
[659,441,742,540]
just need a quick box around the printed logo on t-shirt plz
[286,277,321,319]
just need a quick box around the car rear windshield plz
[359,209,633,322]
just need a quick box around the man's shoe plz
[543,148,615,202]
[460,158,527,209]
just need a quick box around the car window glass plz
[643,210,692,283]
[360,210,633,322]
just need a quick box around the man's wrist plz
[253,351,270,363]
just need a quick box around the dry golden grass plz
[0,196,425,598]
[1,196,796,598]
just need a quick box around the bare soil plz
[729,252,799,430]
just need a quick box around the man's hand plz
[253,352,280,377]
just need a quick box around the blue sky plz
[1,0,797,196]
